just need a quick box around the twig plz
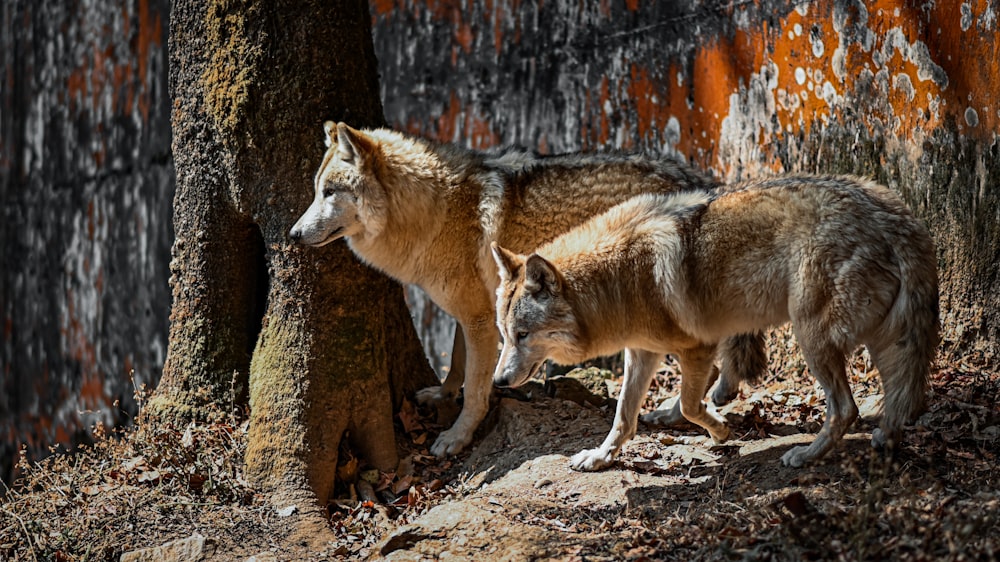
[2,506,39,562]
[155,501,224,509]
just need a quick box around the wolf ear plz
[491,243,523,281]
[335,122,376,165]
[323,121,337,148]
[524,254,561,296]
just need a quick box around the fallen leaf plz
[137,469,161,483]
[392,475,413,495]
[181,424,195,448]
[337,456,359,483]
[779,491,812,517]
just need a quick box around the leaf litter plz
[1,329,998,560]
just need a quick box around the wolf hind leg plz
[415,324,467,407]
[712,331,768,406]
[781,337,857,467]
[677,344,729,443]
[571,348,660,471]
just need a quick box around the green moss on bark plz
[201,0,262,142]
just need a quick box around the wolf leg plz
[571,348,660,471]
[712,331,768,406]
[415,324,467,406]
[430,319,496,457]
[640,363,718,427]
[781,339,857,467]
[645,331,767,427]
[677,344,729,443]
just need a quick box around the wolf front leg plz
[571,348,661,471]
[429,319,497,457]
[640,364,719,427]
[677,344,730,444]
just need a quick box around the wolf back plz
[492,174,938,470]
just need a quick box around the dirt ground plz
[1,340,998,561]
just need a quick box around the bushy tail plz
[872,228,940,449]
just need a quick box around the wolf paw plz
[871,428,887,449]
[781,445,811,468]
[415,386,454,407]
[710,425,731,445]
[569,448,614,472]
[639,401,686,428]
[430,426,473,457]
[711,384,739,407]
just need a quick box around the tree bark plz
[147,0,437,508]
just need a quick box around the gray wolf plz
[289,122,766,456]
[491,175,938,470]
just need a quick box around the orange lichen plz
[455,20,474,54]
[371,0,397,17]
[436,90,463,142]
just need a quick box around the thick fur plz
[289,122,767,457]
[492,175,939,470]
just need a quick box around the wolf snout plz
[289,227,303,242]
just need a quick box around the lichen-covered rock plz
[120,533,216,562]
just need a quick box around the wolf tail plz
[871,225,940,449]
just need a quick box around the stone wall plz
[373,0,999,362]
[0,0,173,481]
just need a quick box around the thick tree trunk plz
[147,0,437,508]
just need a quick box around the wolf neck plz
[551,210,687,360]
[562,259,658,359]
[346,135,471,281]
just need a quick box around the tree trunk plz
[146,0,437,509]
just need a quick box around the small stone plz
[119,533,215,562]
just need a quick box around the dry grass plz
[1,338,998,561]
[0,414,273,561]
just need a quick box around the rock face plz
[372,0,999,362]
[1,0,173,482]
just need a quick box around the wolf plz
[289,122,766,457]
[491,175,939,470]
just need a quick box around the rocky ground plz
[1,337,998,561]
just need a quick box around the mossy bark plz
[147,0,437,507]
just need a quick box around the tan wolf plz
[289,122,767,457]
[492,175,939,470]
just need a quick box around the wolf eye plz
[516,331,529,342]
[322,187,335,198]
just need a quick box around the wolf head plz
[491,243,584,388]
[289,122,386,246]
